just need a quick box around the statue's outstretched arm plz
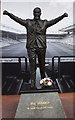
[3,10,27,27]
[46,13,68,28]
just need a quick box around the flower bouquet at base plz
[40,78,53,87]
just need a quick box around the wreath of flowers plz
[40,78,53,86]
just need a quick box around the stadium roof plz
[0,24,25,34]
[59,24,75,32]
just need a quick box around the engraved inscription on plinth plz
[15,92,66,118]
[27,101,53,110]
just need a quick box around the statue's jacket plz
[25,19,47,49]
[8,13,64,49]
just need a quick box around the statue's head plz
[33,7,41,20]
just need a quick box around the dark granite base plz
[19,82,59,94]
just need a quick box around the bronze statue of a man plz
[3,7,68,89]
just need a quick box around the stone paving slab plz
[15,92,66,118]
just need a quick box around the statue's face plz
[33,8,41,20]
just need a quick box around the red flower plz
[42,83,44,85]
[45,79,49,82]
[50,80,52,82]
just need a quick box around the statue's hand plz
[3,10,9,15]
[63,13,68,17]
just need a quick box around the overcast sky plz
[1,0,74,34]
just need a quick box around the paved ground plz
[1,41,74,58]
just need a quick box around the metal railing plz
[1,56,28,71]
[52,56,75,80]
